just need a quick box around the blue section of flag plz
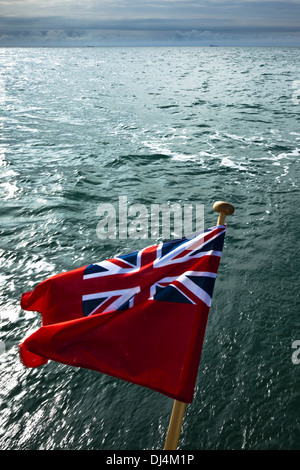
[84,264,109,275]
[82,297,108,316]
[186,275,216,298]
[118,251,139,267]
[192,232,225,256]
[160,237,188,258]
[154,285,192,304]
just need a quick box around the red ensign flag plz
[20,226,225,403]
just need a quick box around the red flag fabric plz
[19,226,226,403]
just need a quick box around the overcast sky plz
[0,0,300,46]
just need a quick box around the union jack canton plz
[82,225,226,317]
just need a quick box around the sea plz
[0,46,299,450]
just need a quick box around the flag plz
[19,225,226,403]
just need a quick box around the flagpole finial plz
[213,201,235,226]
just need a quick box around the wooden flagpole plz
[213,201,235,226]
[163,200,235,451]
[164,400,187,450]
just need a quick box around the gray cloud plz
[0,0,300,46]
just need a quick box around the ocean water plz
[0,46,299,450]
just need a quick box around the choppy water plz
[0,46,299,450]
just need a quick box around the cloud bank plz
[0,0,300,46]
